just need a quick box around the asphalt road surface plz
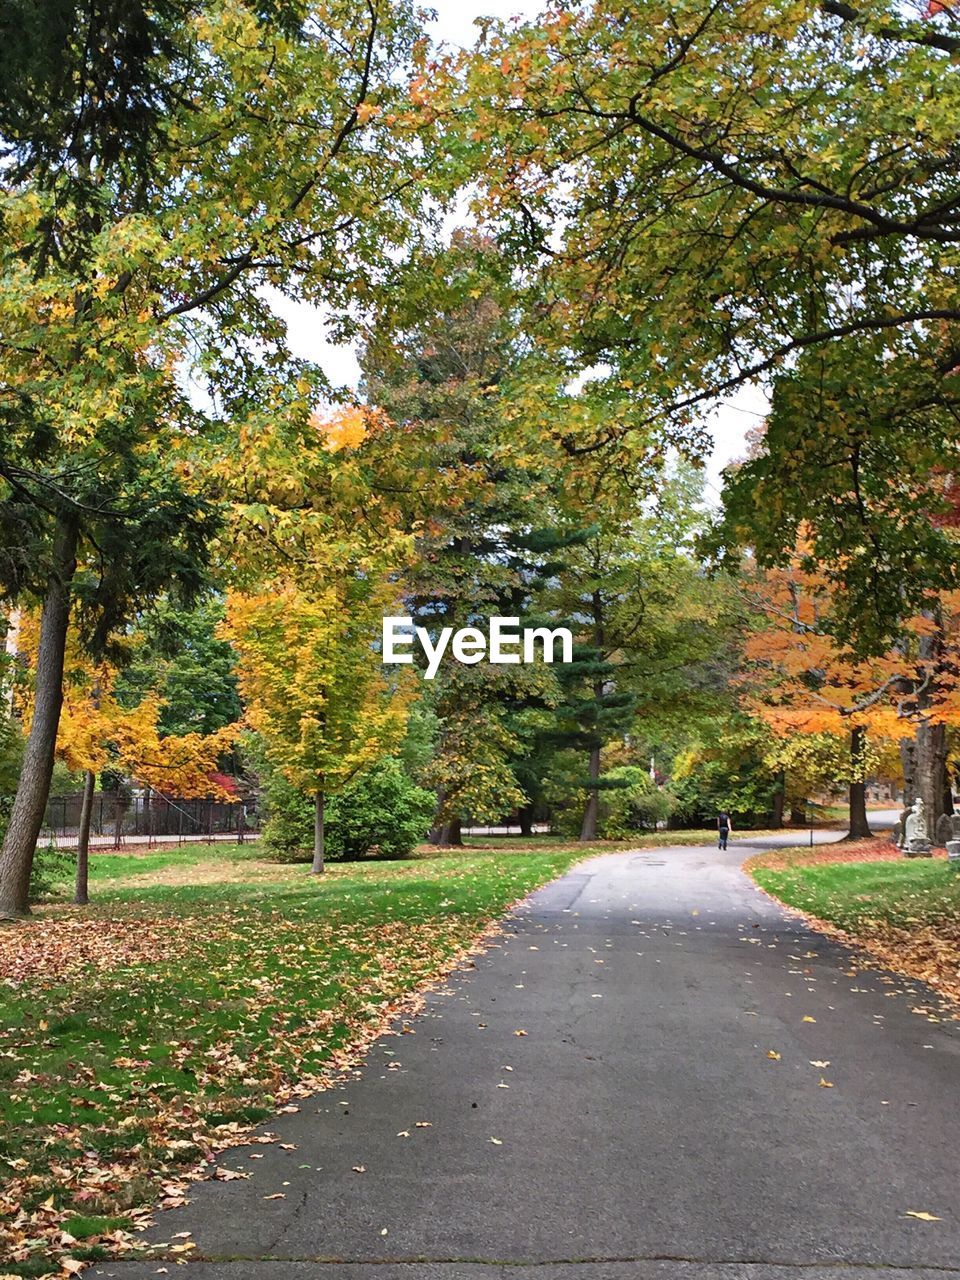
[92,828,960,1280]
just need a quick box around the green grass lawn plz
[752,857,960,934]
[0,842,583,1275]
[749,851,960,1025]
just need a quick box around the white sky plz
[277,0,765,497]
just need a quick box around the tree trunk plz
[580,745,601,841]
[74,768,95,905]
[848,726,873,839]
[311,789,325,875]
[518,804,534,839]
[916,721,950,826]
[437,817,462,847]
[0,516,78,919]
[770,773,785,829]
[899,608,952,828]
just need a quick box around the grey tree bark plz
[0,516,78,919]
[311,789,325,875]
[74,768,96,905]
[437,817,462,847]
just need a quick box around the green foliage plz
[263,760,434,862]
[546,756,676,838]
[709,341,960,650]
[261,769,315,863]
[669,715,780,827]
[325,759,435,861]
[0,710,24,801]
[114,598,241,737]
[602,768,678,839]
[28,842,74,901]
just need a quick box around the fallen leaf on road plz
[802,1016,816,1023]
[415,1121,432,1128]
[810,1060,830,1067]
[818,1078,834,1088]
[489,1137,502,1145]
[352,1165,365,1173]
[396,1130,410,1138]
[263,1193,285,1200]
[767,1050,781,1061]
[905,1211,941,1221]
[514,1030,528,1037]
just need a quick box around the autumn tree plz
[452,0,959,437]
[13,610,239,901]
[739,557,912,837]
[445,1,960,638]
[0,0,439,917]
[223,576,409,874]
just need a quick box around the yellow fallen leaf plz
[352,1165,366,1173]
[415,1121,431,1128]
[905,1210,941,1221]
[514,1029,528,1037]
[767,1050,781,1061]
[802,1016,816,1023]
[818,1078,834,1088]
[810,1060,830,1067]
[489,1137,503,1145]
[396,1130,410,1138]
[263,1193,286,1200]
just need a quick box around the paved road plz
[93,832,960,1280]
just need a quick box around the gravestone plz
[936,812,953,848]
[903,797,933,858]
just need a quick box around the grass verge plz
[746,840,960,1017]
[0,842,583,1275]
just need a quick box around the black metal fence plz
[41,790,259,847]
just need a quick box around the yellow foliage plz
[14,610,238,796]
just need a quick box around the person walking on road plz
[717,811,732,850]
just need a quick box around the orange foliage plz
[14,612,238,798]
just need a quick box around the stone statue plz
[903,797,933,857]
[906,797,928,842]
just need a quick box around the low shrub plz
[262,760,435,862]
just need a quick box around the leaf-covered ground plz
[748,843,960,1015]
[0,843,583,1276]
